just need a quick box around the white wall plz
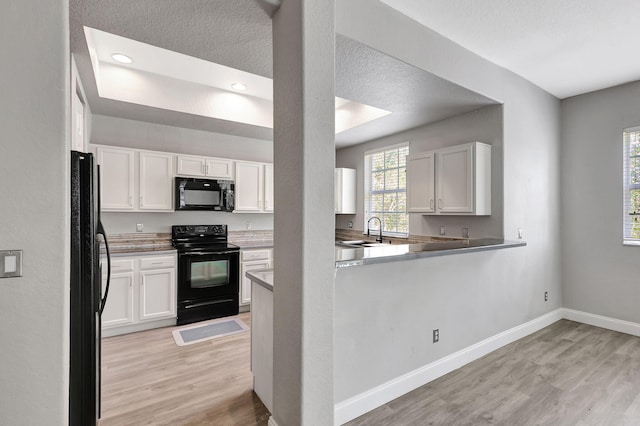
[336,105,504,238]
[0,0,69,424]
[561,81,640,324]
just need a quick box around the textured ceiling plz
[379,0,640,99]
[70,0,498,147]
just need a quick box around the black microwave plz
[175,177,234,211]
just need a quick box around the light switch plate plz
[0,250,23,278]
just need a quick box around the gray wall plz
[335,245,546,402]
[91,114,273,162]
[561,81,640,324]
[336,104,504,238]
[102,211,273,234]
[90,114,274,234]
[0,0,69,424]
[333,0,562,407]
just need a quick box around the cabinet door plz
[139,269,176,321]
[335,168,356,214]
[139,151,174,211]
[437,144,473,213]
[235,162,264,212]
[102,272,134,328]
[407,152,435,213]
[205,158,234,179]
[264,163,274,212]
[176,155,206,177]
[97,147,135,210]
[241,260,270,305]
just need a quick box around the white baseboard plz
[561,308,640,337]
[334,308,564,425]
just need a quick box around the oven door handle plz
[182,250,238,256]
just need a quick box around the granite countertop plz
[335,238,526,268]
[246,269,274,291]
[102,230,274,254]
[104,233,174,254]
[228,230,273,249]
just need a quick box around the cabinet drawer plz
[109,259,135,273]
[241,249,272,262]
[140,256,176,270]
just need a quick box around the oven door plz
[177,250,240,303]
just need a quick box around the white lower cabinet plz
[101,272,134,328]
[240,248,273,306]
[101,253,177,336]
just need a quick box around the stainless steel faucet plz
[367,216,383,243]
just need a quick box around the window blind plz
[364,143,409,236]
[623,127,640,243]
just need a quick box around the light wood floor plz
[348,319,640,425]
[99,312,270,426]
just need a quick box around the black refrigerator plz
[70,151,111,426]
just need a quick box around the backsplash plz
[101,211,273,234]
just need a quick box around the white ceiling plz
[70,0,497,149]
[379,0,640,99]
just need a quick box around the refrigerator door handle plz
[97,221,111,315]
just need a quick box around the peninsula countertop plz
[335,238,526,268]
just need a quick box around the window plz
[364,144,409,236]
[623,127,640,244]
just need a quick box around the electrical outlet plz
[433,329,440,343]
[518,228,523,239]
[136,223,143,232]
[544,291,549,302]
[439,226,446,236]
[348,221,353,229]
[246,221,252,230]
[462,227,469,238]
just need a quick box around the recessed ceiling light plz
[231,83,247,91]
[111,53,133,64]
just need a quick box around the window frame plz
[623,126,640,245]
[363,143,409,238]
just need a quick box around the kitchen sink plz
[337,240,391,248]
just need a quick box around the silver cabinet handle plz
[206,164,210,175]
[129,196,133,206]
[438,199,443,209]
[151,262,163,265]
[430,199,434,209]
[140,195,143,207]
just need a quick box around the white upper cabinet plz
[176,155,206,177]
[235,161,273,213]
[97,147,135,210]
[139,151,174,211]
[206,158,234,179]
[335,168,356,214]
[406,152,435,213]
[407,142,491,216]
[264,163,274,212]
[176,154,234,179]
[96,146,173,212]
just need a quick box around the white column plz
[271,0,335,425]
